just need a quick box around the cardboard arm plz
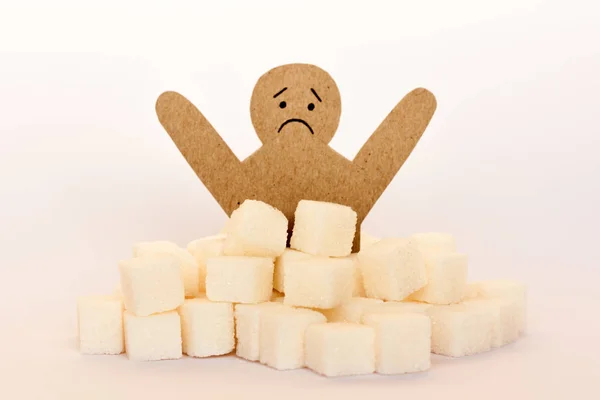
[352,88,437,205]
[156,91,247,214]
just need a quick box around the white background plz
[0,1,599,398]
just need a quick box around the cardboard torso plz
[242,129,358,229]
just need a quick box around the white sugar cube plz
[290,200,357,257]
[124,311,182,361]
[409,253,468,304]
[305,323,375,377]
[206,256,274,304]
[360,232,380,250]
[461,297,519,348]
[259,307,326,370]
[410,233,456,258]
[186,234,226,254]
[470,280,527,333]
[178,297,234,357]
[357,238,427,301]
[362,300,433,320]
[234,302,289,361]
[462,282,481,300]
[186,234,226,292]
[348,254,366,297]
[223,200,288,257]
[220,218,231,234]
[322,297,383,323]
[134,242,200,298]
[363,312,431,374]
[77,295,124,355]
[283,257,354,309]
[119,255,184,316]
[273,249,312,293]
[427,303,494,357]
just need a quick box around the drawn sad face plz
[250,64,342,144]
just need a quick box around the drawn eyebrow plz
[310,88,322,102]
[273,87,288,98]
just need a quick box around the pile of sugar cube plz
[77,199,526,377]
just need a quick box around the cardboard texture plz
[156,64,437,251]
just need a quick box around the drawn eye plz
[279,101,286,109]
[307,103,315,111]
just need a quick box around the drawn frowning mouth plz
[277,119,314,135]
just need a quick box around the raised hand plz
[352,88,437,214]
[156,91,249,214]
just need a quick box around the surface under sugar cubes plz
[322,297,383,323]
[357,238,427,301]
[259,307,326,370]
[124,310,182,361]
[273,248,312,293]
[235,302,288,361]
[206,256,274,304]
[186,234,226,292]
[223,200,288,257]
[119,254,185,316]
[178,297,234,357]
[470,280,527,333]
[305,322,375,377]
[283,256,354,309]
[77,295,124,355]
[290,200,357,257]
[363,312,431,374]
[427,303,495,357]
[134,241,201,298]
[409,253,468,305]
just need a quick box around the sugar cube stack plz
[322,297,383,323]
[260,306,326,370]
[187,234,226,293]
[124,310,182,361]
[272,248,311,293]
[283,256,354,309]
[348,254,366,297]
[119,255,185,317]
[305,322,375,377]
[234,302,287,361]
[291,199,357,257]
[363,312,431,374]
[206,256,274,304]
[223,199,288,257]
[179,296,234,357]
[77,295,124,355]
[408,233,467,305]
[357,238,427,301]
[78,198,527,378]
[134,241,200,298]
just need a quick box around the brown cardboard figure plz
[156,64,437,250]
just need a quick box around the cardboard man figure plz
[156,64,436,250]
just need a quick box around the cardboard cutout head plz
[250,64,341,144]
